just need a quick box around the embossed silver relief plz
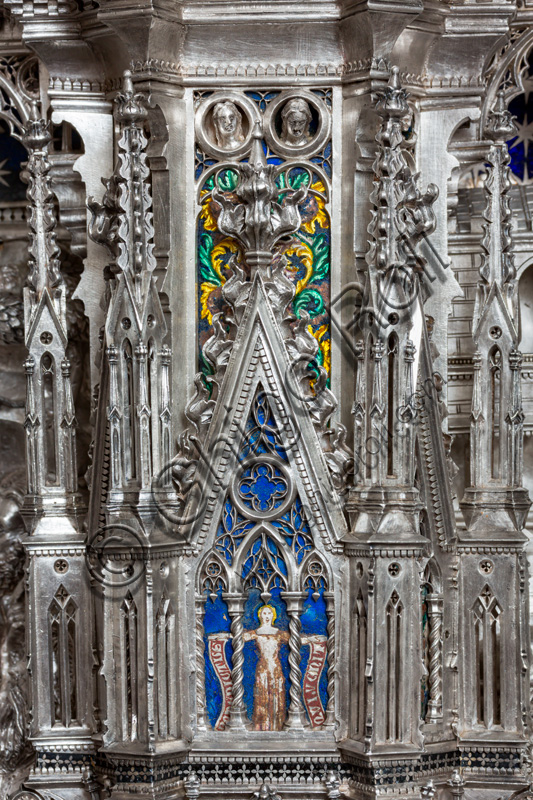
[195,92,260,161]
[212,101,245,150]
[280,98,312,147]
[2,2,533,797]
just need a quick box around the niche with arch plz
[195,386,335,733]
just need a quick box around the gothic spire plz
[461,93,530,539]
[22,102,80,513]
[349,66,438,542]
[475,90,518,339]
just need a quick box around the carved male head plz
[280,98,312,146]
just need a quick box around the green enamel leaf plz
[310,233,330,283]
[217,169,239,192]
[293,287,325,318]
[198,233,221,285]
[288,169,310,190]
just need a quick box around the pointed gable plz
[185,276,347,555]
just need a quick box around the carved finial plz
[29,99,39,121]
[486,91,516,142]
[252,784,281,800]
[22,102,62,295]
[325,770,341,800]
[89,67,156,280]
[184,773,201,800]
[475,89,518,328]
[366,61,437,304]
[123,68,134,95]
[116,69,148,125]
[22,101,51,152]
[376,64,410,119]
[447,770,465,798]
[212,125,307,278]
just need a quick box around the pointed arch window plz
[49,585,78,726]
[352,591,367,738]
[41,353,57,485]
[385,590,403,742]
[386,333,398,478]
[489,346,502,480]
[242,532,288,596]
[120,593,138,741]
[123,340,136,481]
[147,339,156,473]
[156,594,176,739]
[195,387,334,734]
[473,585,502,728]
[366,334,375,481]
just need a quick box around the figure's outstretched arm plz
[208,631,231,641]
[301,634,327,645]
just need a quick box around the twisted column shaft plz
[426,594,443,722]
[324,592,335,727]
[226,595,246,731]
[282,592,305,730]
[195,598,207,731]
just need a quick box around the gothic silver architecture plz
[2,2,533,800]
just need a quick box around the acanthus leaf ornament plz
[212,122,308,277]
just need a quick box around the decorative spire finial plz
[22,100,51,152]
[376,64,410,119]
[116,68,148,125]
[485,90,516,142]
[89,68,155,282]
[248,120,266,170]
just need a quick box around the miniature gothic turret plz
[458,93,530,748]
[87,72,177,766]
[461,92,530,538]
[20,105,95,799]
[345,67,440,755]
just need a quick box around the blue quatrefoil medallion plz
[238,463,288,514]
[232,457,294,521]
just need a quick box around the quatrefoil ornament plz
[230,455,295,522]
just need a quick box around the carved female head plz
[212,101,245,150]
[280,98,312,147]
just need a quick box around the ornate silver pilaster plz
[458,92,530,746]
[17,101,94,799]
[346,67,438,755]
[461,91,530,535]
[22,103,81,515]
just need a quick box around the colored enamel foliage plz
[196,149,331,385]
